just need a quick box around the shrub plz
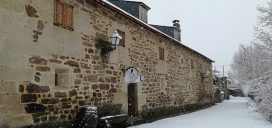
[141,103,214,121]
[248,72,272,121]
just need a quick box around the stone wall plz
[0,0,213,127]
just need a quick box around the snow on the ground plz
[130,97,272,128]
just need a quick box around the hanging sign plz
[125,67,139,83]
[124,68,144,83]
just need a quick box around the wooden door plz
[128,83,138,117]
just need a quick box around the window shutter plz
[162,48,164,60]
[63,4,73,30]
[159,49,160,58]
[117,30,125,47]
[191,60,194,69]
[159,47,164,60]
[54,0,63,26]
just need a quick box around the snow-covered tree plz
[256,1,272,52]
[248,72,272,120]
[229,0,272,120]
[227,71,241,89]
[213,68,229,101]
[230,43,271,91]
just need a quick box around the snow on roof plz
[122,0,151,10]
[99,0,214,62]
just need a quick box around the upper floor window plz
[159,47,165,60]
[181,58,184,64]
[54,0,74,30]
[117,29,125,47]
[191,59,195,69]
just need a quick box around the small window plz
[54,0,74,30]
[191,59,195,69]
[117,29,125,47]
[159,47,164,60]
[55,69,69,87]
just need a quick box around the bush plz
[141,103,214,121]
[97,104,122,118]
[248,72,272,121]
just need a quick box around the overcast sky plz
[138,0,270,73]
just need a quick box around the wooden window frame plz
[159,47,165,60]
[54,0,74,31]
[117,29,125,47]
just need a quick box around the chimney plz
[173,20,180,28]
[173,20,181,41]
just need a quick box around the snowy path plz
[130,97,272,128]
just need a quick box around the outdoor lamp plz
[110,31,122,46]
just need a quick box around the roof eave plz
[96,0,214,63]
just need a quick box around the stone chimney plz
[173,20,181,41]
[173,20,180,28]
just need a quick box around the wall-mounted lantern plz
[110,30,122,46]
[95,30,123,62]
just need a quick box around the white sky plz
[138,0,270,73]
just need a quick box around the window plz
[55,69,69,87]
[159,47,164,60]
[117,29,125,47]
[54,0,74,30]
[191,59,195,69]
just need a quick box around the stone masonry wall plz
[128,27,213,111]
[0,0,213,127]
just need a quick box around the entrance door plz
[128,83,138,117]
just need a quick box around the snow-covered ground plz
[130,97,272,128]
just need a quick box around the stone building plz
[0,0,214,127]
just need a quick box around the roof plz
[150,25,178,40]
[123,0,151,10]
[96,0,214,62]
[107,0,150,18]
[108,0,150,10]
